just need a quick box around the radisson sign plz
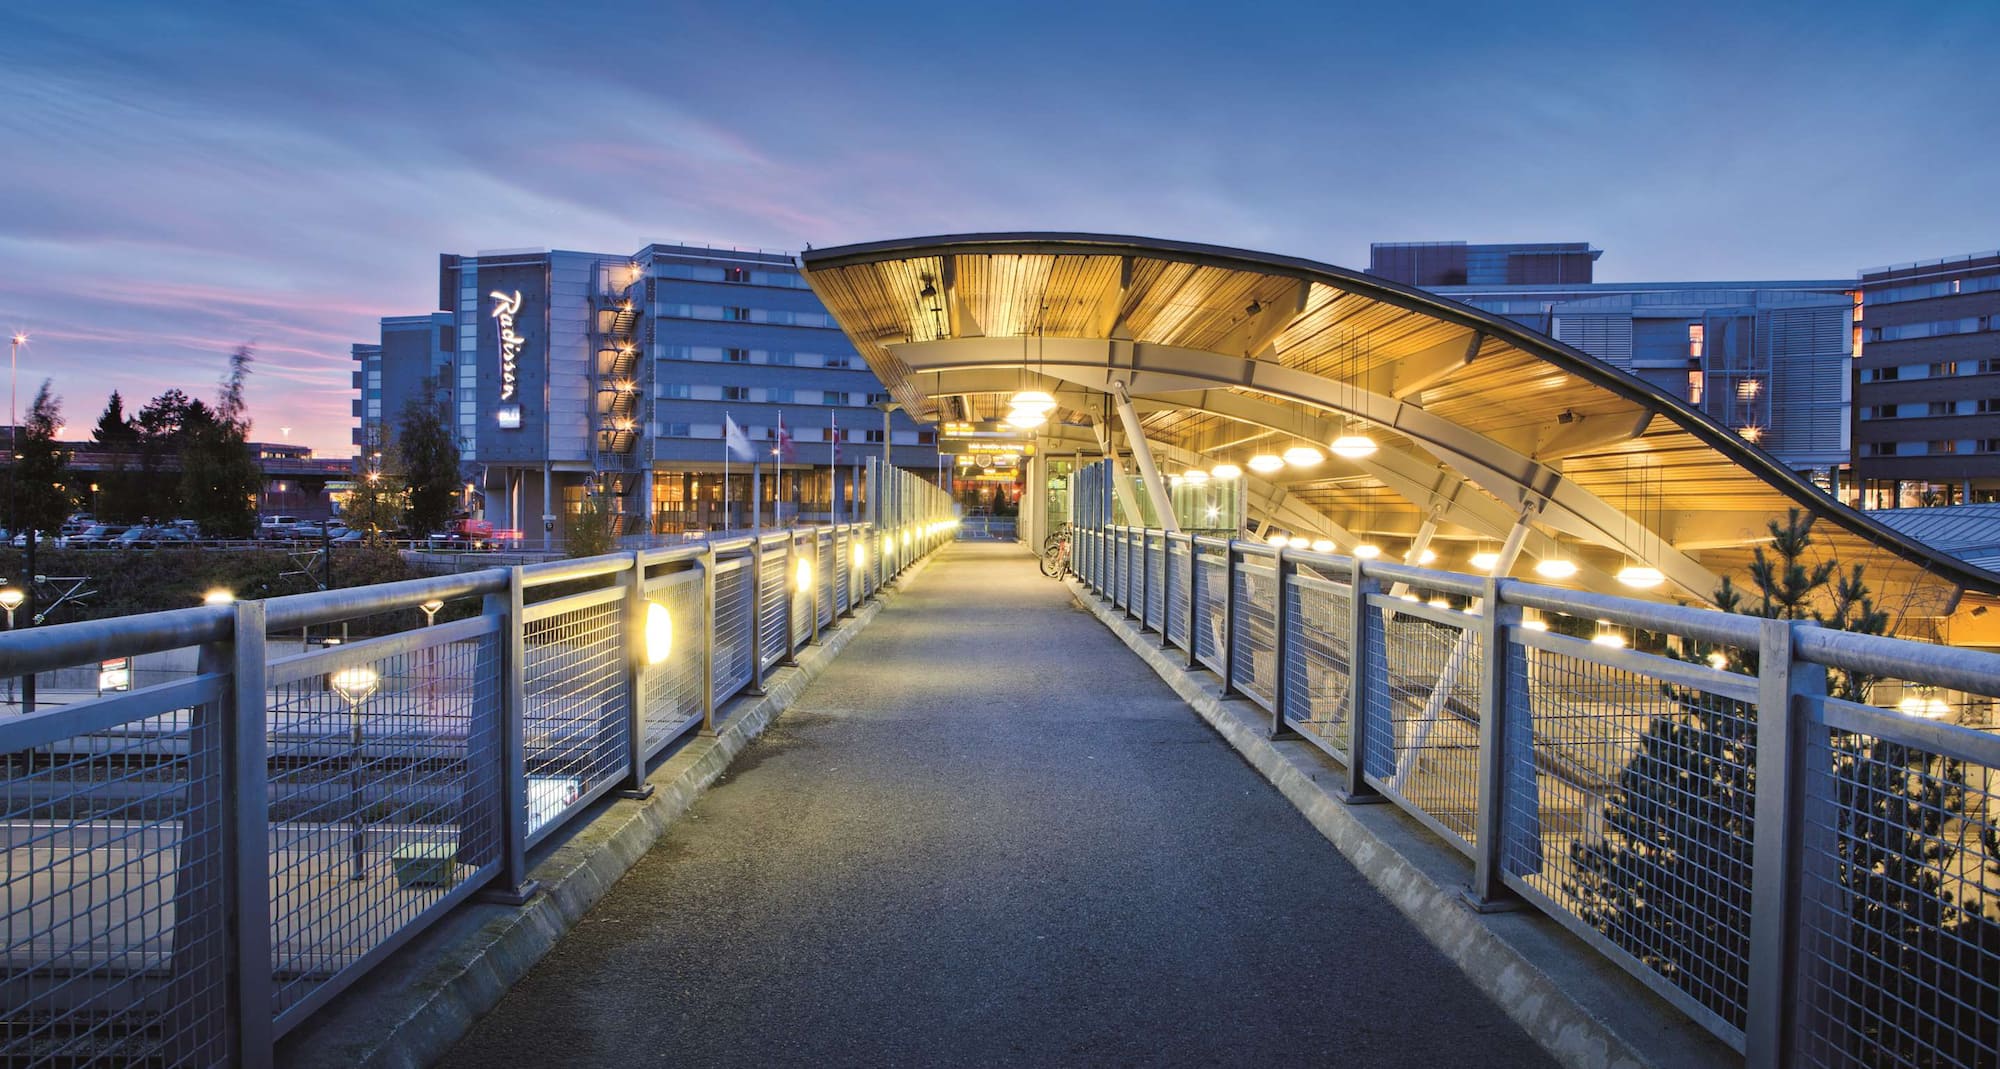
[490,289,525,427]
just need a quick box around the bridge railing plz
[1076,520,2000,1069]
[0,476,956,1066]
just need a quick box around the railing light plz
[644,601,673,664]
[852,542,867,568]
[795,556,814,592]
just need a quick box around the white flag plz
[724,415,754,461]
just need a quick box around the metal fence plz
[0,457,955,1068]
[1076,517,2000,1069]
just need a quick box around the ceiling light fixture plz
[1247,453,1285,475]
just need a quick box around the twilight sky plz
[2,1,1995,456]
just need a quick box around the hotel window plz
[769,351,794,366]
[724,307,750,322]
[865,429,884,443]
[725,348,749,363]
[1980,398,2000,414]
[1931,361,1959,377]
[767,388,792,403]
[823,354,854,369]
[723,267,749,283]
[664,422,691,438]
[1933,440,1959,454]
[1686,371,1703,405]
[661,383,691,399]
[1688,323,1704,358]
[820,391,843,405]
[917,430,936,445]
[723,386,749,401]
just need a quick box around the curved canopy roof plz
[801,233,2000,627]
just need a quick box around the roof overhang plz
[800,233,2000,623]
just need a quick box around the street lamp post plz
[0,586,20,710]
[329,665,381,881]
[9,333,24,468]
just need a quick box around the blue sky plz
[2,1,1995,454]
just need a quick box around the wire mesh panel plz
[519,591,628,849]
[711,558,756,707]
[1506,629,1757,1040]
[1285,573,1352,759]
[641,569,706,757]
[757,544,788,672]
[1230,559,1279,711]
[1365,598,1482,851]
[1144,534,1166,632]
[816,534,835,630]
[1110,531,1127,611]
[265,622,503,1023]
[1167,538,1191,650]
[834,532,852,615]
[1192,542,1228,675]
[2,680,230,1068]
[1793,700,2000,1069]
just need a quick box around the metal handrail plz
[0,459,958,1069]
[1069,515,2000,1069]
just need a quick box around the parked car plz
[290,522,327,539]
[113,526,159,547]
[11,529,60,548]
[259,515,300,538]
[150,526,195,546]
[333,528,369,543]
[71,524,128,544]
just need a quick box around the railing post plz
[699,546,718,735]
[778,537,800,668]
[220,601,273,1068]
[747,540,769,694]
[1339,564,1384,804]
[1746,617,1828,1067]
[1270,547,1300,740]
[1186,537,1202,671]
[1466,576,1524,909]
[1220,541,1241,696]
[479,566,541,903]
[619,551,656,799]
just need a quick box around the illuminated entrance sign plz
[490,290,526,427]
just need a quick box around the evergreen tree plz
[87,391,144,520]
[90,391,139,450]
[1564,510,1993,1060]
[13,382,75,536]
[179,346,260,537]
[562,488,618,558]
[396,375,460,536]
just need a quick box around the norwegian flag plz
[775,418,797,463]
[829,410,841,463]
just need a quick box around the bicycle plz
[1039,526,1072,579]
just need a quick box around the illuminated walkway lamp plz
[329,665,381,882]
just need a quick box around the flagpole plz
[722,410,730,533]
[830,409,839,524]
[776,409,784,527]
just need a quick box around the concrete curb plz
[1068,582,1732,1069]
[278,551,943,1069]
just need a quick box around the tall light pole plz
[9,332,24,463]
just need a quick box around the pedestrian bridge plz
[4,485,1999,1068]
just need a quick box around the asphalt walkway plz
[440,542,1550,1067]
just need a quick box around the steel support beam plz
[1113,381,1180,534]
